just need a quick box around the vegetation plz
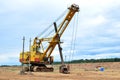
[70,58,120,63]
[54,58,120,64]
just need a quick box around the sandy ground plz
[0,62,120,80]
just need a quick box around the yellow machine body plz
[19,4,79,72]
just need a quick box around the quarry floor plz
[0,62,120,80]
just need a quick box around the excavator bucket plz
[59,65,70,74]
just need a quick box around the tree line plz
[54,58,120,64]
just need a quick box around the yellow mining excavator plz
[19,4,79,73]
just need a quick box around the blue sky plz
[0,0,120,65]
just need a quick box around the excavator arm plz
[42,4,79,59]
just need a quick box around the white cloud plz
[111,22,120,37]
[74,52,120,60]
[0,0,120,64]
[0,52,20,65]
[88,15,107,25]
